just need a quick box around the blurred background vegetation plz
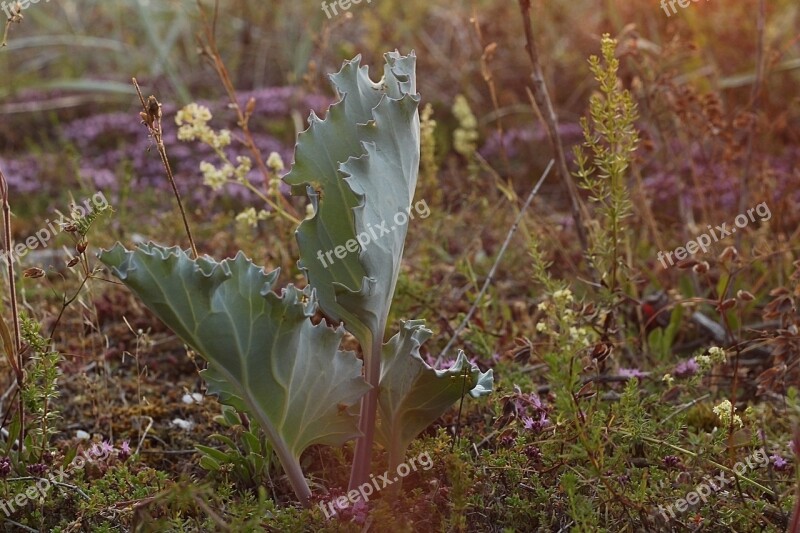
[2,0,797,143]
[1,1,799,530]
[2,0,797,241]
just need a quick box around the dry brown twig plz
[195,0,300,222]
[0,165,24,452]
[435,159,555,366]
[1,2,22,48]
[736,0,767,250]
[470,10,509,172]
[132,78,199,259]
[516,0,589,253]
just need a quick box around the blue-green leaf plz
[284,51,420,347]
[377,320,493,468]
[98,242,370,505]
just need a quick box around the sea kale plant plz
[98,51,493,508]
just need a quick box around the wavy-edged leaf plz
[283,51,422,488]
[98,242,370,505]
[284,51,420,347]
[377,320,494,469]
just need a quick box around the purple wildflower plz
[100,441,114,457]
[674,358,699,378]
[498,433,516,447]
[512,386,544,411]
[523,445,542,462]
[438,358,457,369]
[119,440,132,460]
[27,463,47,476]
[0,457,11,477]
[770,454,789,471]
[511,386,551,433]
[89,443,102,457]
[526,392,544,411]
[233,87,330,118]
[521,412,550,433]
[618,367,646,378]
[347,498,369,525]
[479,124,583,161]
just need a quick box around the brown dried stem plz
[736,0,766,249]
[195,0,300,222]
[516,0,589,252]
[0,165,23,452]
[132,78,199,259]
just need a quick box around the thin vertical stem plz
[196,0,300,222]
[736,0,766,249]
[436,160,554,366]
[517,0,589,253]
[132,78,198,259]
[348,333,381,491]
[0,166,23,453]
